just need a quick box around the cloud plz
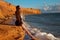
[42,5,60,13]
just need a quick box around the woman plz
[15,5,38,40]
[15,5,23,26]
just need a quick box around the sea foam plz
[23,21,60,40]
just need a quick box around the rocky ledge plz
[0,24,25,40]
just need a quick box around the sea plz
[24,13,60,40]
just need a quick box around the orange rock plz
[0,24,25,40]
[0,1,41,17]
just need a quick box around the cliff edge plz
[0,1,41,19]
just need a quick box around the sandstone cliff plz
[0,1,41,19]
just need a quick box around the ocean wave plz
[23,21,60,40]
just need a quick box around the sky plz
[5,0,60,9]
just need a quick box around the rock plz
[0,24,25,40]
[0,1,41,17]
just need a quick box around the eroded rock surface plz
[0,25,25,40]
